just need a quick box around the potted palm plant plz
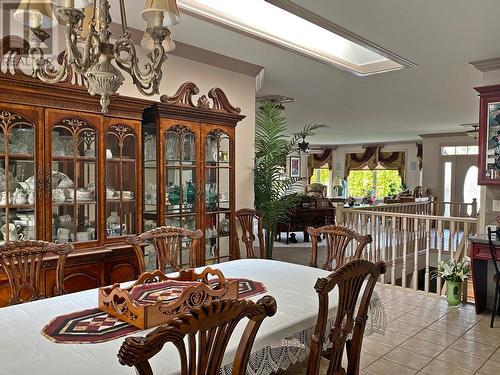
[436,257,471,306]
[254,100,327,259]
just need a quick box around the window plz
[443,162,452,216]
[310,166,332,195]
[463,166,480,215]
[441,146,478,155]
[348,169,402,199]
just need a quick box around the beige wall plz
[421,134,476,198]
[118,53,257,210]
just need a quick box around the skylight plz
[178,0,415,76]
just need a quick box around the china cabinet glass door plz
[204,129,232,264]
[50,118,98,244]
[164,124,199,267]
[105,124,138,239]
[143,123,157,232]
[0,110,37,243]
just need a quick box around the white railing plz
[337,206,477,299]
[345,198,478,218]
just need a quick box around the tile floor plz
[360,284,500,375]
[272,241,500,374]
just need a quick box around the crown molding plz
[418,132,467,138]
[470,57,500,72]
[110,23,264,78]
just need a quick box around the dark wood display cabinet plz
[142,82,244,268]
[0,37,151,305]
[475,84,500,185]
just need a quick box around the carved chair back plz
[308,225,372,270]
[0,240,74,306]
[307,260,386,375]
[235,209,264,259]
[118,296,277,375]
[128,226,203,274]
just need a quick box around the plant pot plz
[446,280,462,306]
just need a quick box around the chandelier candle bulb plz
[142,0,181,27]
[154,11,164,27]
[15,0,54,29]
[29,12,43,28]
[64,0,74,8]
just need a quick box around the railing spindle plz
[436,220,444,295]
[413,217,419,290]
[402,216,408,289]
[391,216,397,286]
[425,218,431,293]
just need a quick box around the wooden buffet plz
[0,37,244,306]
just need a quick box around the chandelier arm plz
[113,36,166,96]
[65,27,100,74]
[29,46,68,83]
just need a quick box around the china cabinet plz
[0,36,150,305]
[475,84,500,185]
[143,82,244,267]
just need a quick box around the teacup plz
[59,214,72,225]
[122,191,134,200]
[106,223,127,236]
[76,231,90,242]
[106,189,117,199]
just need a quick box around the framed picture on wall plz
[290,156,301,177]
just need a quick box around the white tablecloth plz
[0,259,383,375]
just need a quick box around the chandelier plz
[14,0,180,113]
[298,135,309,153]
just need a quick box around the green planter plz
[446,280,462,306]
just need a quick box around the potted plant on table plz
[435,257,471,306]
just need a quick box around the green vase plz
[446,281,462,306]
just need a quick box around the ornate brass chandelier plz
[14,0,180,112]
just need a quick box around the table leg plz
[304,230,310,242]
[472,258,488,314]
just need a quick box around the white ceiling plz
[121,0,500,145]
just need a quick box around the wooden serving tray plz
[98,268,239,329]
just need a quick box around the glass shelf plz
[52,201,97,206]
[106,158,136,163]
[52,155,97,162]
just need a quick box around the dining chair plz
[307,225,372,270]
[306,259,386,375]
[128,226,203,274]
[0,240,74,306]
[118,295,277,375]
[235,208,264,259]
[487,227,500,328]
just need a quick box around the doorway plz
[441,146,480,216]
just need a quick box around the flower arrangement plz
[435,257,471,282]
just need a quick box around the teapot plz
[27,190,35,205]
[13,188,27,205]
[0,223,24,242]
[52,189,66,204]
[57,227,70,242]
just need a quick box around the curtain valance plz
[345,147,405,181]
[308,149,332,177]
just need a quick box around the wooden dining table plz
[0,259,384,375]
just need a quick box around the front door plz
[441,149,479,216]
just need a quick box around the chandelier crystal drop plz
[15,0,180,113]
